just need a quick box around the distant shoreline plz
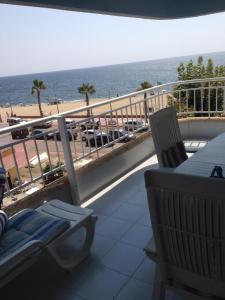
[0,98,107,122]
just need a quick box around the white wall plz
[179,119,225,140]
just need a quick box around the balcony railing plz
[1,77,225,201]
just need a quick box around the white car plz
[65,119,76,129]
[124,120,144,131]
[7,117,27,126]
[81,129,103,141]
[109,129,134,142]
[49,128,77,141]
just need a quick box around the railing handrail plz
[1,77,225,135]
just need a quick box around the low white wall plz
[7,133,155,214]
[78,135,155,201]
[179,118,225,140]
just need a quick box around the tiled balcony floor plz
[2,155,183,300]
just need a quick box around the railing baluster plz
[201,87,203,113]
[194,89,196,112]
[44,134,53,172]
[216,87,218,112]
[77,124,85,159]
[223,87,225,114]
[0,152,11,197]
[135,103,138,123]
[53,133,62,164]
[186,90,188,113]
[22,141,33,182]
[178,90,181,113]
[33,138,44,177]
[11,144,22,186]
[208,82,211,117]
[121,108,125,129]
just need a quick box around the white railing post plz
[208,81,211,117]
[57,116,80,205]
[223,87,225,114]
[143,92,148,124]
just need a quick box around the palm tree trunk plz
[86,93,90,118]
[37,91,43,117]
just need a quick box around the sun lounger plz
[0,199,97,288]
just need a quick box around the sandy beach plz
[0,98,105,121]
[0,94,169,122]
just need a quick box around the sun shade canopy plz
[1,0,225,19]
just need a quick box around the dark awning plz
[1,0,225,19]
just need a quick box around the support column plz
[57,116,80,205]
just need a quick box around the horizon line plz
[1,49,224,79]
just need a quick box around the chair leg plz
[46,215,97,270]
[152,265,166,300]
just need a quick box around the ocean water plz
[0,51,225,106]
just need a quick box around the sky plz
[0,4,225,77]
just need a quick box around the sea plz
[0,51,225,106]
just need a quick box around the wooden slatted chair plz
[144,168,225,299]
[149,107,188,168]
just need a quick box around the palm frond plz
[78,83,96,95]
[31,86,37,95]
[32,79,47,90]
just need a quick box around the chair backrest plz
[150,107,185,167]
[145,168,225,298]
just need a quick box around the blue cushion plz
[0,210,8,237]
[0,209,69,260]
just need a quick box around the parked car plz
[52,128,77,141]
[7,117,26,126]
[124,120,145,131]
[32,120,52,129]
[80,120,99,131]
[86,134,113,147]
[31,129,52,140]
[109,129,134,142]
[7,117,29,139]
[81,129,102,141]
[65,119,76,129]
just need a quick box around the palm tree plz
[137,81,153,92]
[137,81,153,123]
[78,83,96,117]
[31,79,47,117]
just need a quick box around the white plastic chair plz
[145,168,225,299]
[150,107,187,168]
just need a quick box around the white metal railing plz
[1,77,225,202]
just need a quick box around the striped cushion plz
[0,209,69,260]
[0,210,8,237]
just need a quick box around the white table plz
[175,132,225,177]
